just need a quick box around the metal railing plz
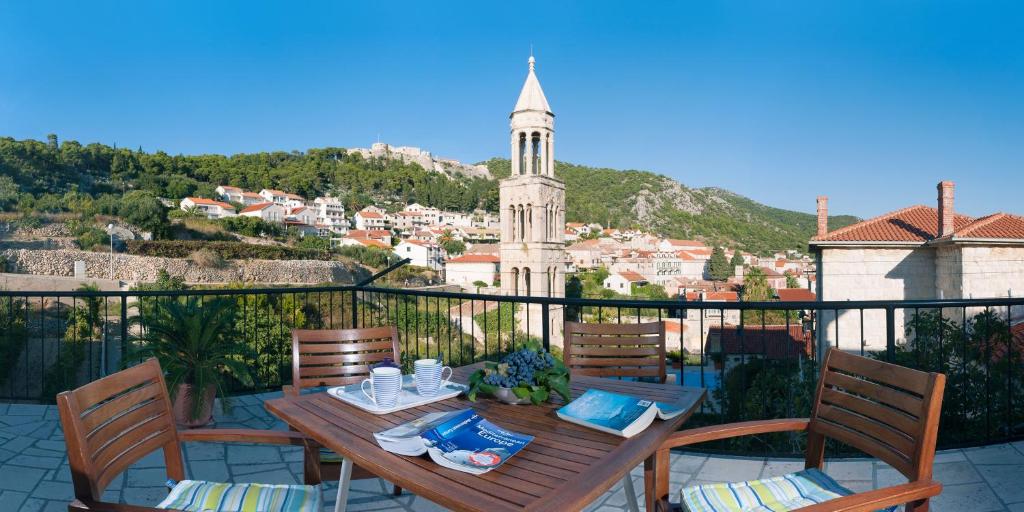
[0,283,1020,455]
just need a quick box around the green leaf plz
[530,388,549,404]
[478,383,498,394]
[511,386,531,399]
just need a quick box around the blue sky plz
[1,1,1021,218]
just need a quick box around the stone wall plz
[819,247,936,351]
[0,249,370,285]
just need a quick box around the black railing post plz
[885,306,896,361]
[120,293,129,370]
[350,289,358,329]
[541,302,550,351]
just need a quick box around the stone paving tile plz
[930,482,1006,512]
[0,464,46,492]
[824,460,874,481]
[933,460,984,485]
[694,455,765,482]
[977,464,1024,504]
[965,444,1024,465]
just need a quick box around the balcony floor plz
[2,393,1022,511]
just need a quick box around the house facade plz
[445,254,501,287]
[239,202,285,223]
[810,182,1024,351]
[180,197,236,219]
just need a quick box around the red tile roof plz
[239,202,276,213]
[617,270,647,283]
[664,239,705,247]
[776,288,817,302]
[813,205,974,243]
[184,197,235,209]
[351,238,390,249]
[348,229,390,239]
[705,291,739,301]
[948,213,1024,240]
[357,211,384,219]
[708,325,812,359]
[447,254,500,264]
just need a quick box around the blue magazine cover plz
[556,389,685,437]
[374,409,533,474]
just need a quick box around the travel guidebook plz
[373,409,533,475]
[556,389,686,437]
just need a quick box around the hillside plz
[482,158,859,254]
[0,135,857,254]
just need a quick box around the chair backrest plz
[563,321,667,383]
[806,348,946,482]
[56,358,184,502]
[290,326,402,391]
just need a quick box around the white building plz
[239,202,285,223]
[286,206,316,226]
[810,182,1024,351]
[259,189,305,208]
[445,253,501,287]
[215,186,244,204]
[394,240,444,270]
[354,208,390,230]
[312,196,346,233]
[180,197,236,219]
[603,271,647,296]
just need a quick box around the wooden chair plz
[564,320,668,512]
[563,320,668,383]
[57,358,322,512]
[651,348,946,512]
[285,326,403,501]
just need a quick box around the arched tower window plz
[527,203,533,242]
[518,133,527,175]
[545,134,551,176]
[508,205,516,240]
[531,132,541,174]
[523,267,531,296]
[517,205,525,241]
[512,267,520,295]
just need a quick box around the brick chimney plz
[937,181,955,238]
[816,196,828,239]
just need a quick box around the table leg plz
[644,448,670,512]
[623,474,641,512]
[334,457,353,512]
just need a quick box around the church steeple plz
[513,55,551,114]
[509,55,555,177]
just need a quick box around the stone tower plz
[500,55,566,347]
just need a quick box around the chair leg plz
[334,457,354,512]
[393,484,402,496]
[623,474,640,512]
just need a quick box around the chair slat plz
[817,404,916,457]
[820,387,919,437]
[824,371,924,417]
[826,350,931,396]
[813,419,914,476]
[299,364,374,378]
[565,321,663,335]
[568,357,662,367]
[569,336,663,346]
[571,347,661,357]
[297,340,396,354]
[80,382,162,434]
[86,399,167,451]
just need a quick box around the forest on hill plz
[0,135,857,254]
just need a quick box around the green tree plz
[708,246,731,281]
[729,250,744,269]
[0,175,18,210]
[120,190,169,238]
[785,272,800,289]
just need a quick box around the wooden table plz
[264,363,705,512]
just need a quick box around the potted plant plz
[131,296,254,427]
[711,352,725,371]
[666,350,683,369]
[467,346,570,405]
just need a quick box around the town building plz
[445,253,501,287]
[353,208,390,230]
[180,197,236,219]
[810,182,1024,351]
[258,189,305,208]
[312,196,346,233]
[238,202,285,223]
[603,270,647,296]
[393,240,444,270]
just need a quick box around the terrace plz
[0,284,1022,511]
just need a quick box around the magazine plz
[374,409,533,475]
[556,389,686,437]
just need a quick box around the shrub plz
[335,245,396,268]
[220,216,282,238]
[75,227,109,251]
[125,240,323,260]
[188,248,227,268]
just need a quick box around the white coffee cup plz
[360,367,402,408]
[413,359,452,397]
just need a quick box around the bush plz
[220,216,282,238]
[335,245,396,268]
[125,240,324,260]
[188,248,227,268]
[75,227,109,251]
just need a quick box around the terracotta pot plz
[172,383,217,428]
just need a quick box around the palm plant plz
[131,296,254,421]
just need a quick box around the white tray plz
[327,375,467,415]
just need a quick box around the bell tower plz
[500,55,566,346]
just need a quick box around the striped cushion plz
[680,468,896,512]
[157,480,321,512]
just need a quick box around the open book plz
[374,409,533,475]
[556,389,686,437]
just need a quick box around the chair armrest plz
[178,428,312,447]
[795,480,942,512]
[69,498,174,511]
[660,419,810,450]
